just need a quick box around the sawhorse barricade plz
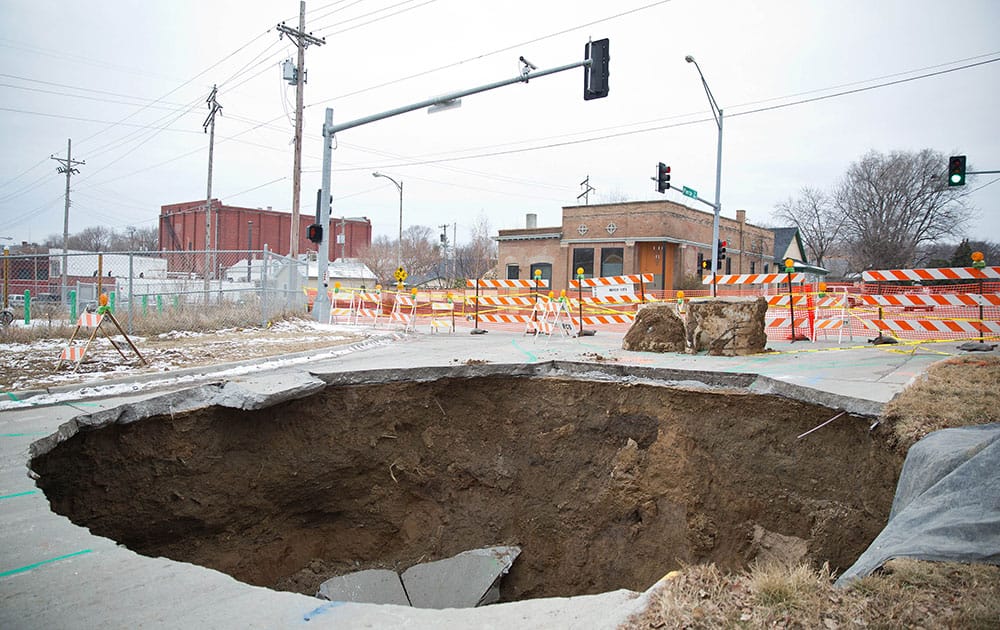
[390,293,419,332]
[465,278,548,331]
[57,308,146,372]
[430,299,455,333]
[353,291,383,327]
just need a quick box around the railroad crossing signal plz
[948,155,966,186]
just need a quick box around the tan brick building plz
[496,201,780,291]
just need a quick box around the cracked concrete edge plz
[747,375,883,418]
[26,373,328,463]
[6,331,404,408]
[309,360,760,391]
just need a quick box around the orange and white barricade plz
[430,298,455,333]
[328,291,356,324]
[353,291,383,327]
[57,309,146,372]
[390,293,419,332]
[704,272,805,286]
[859,266,1000,342]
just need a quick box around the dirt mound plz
[32,375,900,602]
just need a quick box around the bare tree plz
[455,213,496,281]
[401,225,440,279]
[108,226,158,251]
[68,226,113,251]
[357,235,396,285]
[772,187,842,267]
[834,149,972,271]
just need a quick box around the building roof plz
[771,227,808,264]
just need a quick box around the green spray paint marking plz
[0,490,39,500]
[511,339,538,363]
[0,549,93,578]
[4,392,21,401]
[0,432,47,437]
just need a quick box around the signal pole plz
[277,1,325,260]
[51,139,84,302]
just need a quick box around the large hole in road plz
[31,368,900,602]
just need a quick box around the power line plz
[307,0,674,108]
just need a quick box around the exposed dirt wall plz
[32,376,901,601]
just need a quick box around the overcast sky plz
[1,0,998,254]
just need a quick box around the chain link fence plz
[1,248,310,335]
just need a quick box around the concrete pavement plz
[0,329,974,629]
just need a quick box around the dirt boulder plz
[623,298,768,356]
[685,297,768,356]
[622,306,686,353]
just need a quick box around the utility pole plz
[202,85,222,298]
[577,175,595,205]
[277,1,325,260]
[440,224,450,281]
[51,139,84,303]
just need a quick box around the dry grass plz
[622,352,1000,629]
[883,354,1000,453]
[623,559,1000,629]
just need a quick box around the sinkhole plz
[30,363,900,604]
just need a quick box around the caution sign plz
[394,266,408,282]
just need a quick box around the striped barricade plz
[390,294,418,332]
[862,266,1000,283]
[430,301,455,333]
[864,318,1000,337]
[466,278,549,289]
[472,296,536,308]
[572,314,634,326]
[328,292,355,324]
[704,273,805,285]
[480,313,531,325]
[569,274,653,288]
[854,293,1000,309]
[353,292,382,326]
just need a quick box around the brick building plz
[496,201,782,291]
[159,200,371,272]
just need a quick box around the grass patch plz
[883,355,1000,454]
[623,352,1000,629]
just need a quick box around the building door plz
[638,242,674,291]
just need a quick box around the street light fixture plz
[372,172,403,269]
[685,54,724,297]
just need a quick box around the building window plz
[764,263,769,273]
[600,247,623,277]
[750,260,756,274]
[506,264,519,280]
[529,263,552,285]
[726,257,732,274]
[572,248,594,278]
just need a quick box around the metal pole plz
[711,108,723,296]
[61,140,71,304]
[398,182,404,270]
[315,108,334,322]
[247,221,253,282]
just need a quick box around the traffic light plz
[656,162,671,193]
[948,155,966,187]
[307,223,323,244]
[584,38,610,100]
[718,240,727,260]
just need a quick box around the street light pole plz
[372,172,403,269]
[685,55,723,297]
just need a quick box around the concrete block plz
[401,546,521,609]
[316,569,410,606]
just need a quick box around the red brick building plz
[159,200,372,270]
[497,201,778,291]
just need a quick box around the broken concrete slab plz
[401,546,521,609]
[316,569,410,606]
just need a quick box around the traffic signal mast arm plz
[326,50,604,136]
